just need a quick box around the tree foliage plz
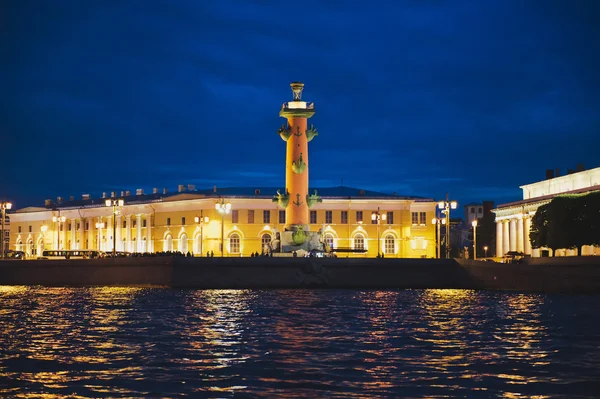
[529,191,600,254]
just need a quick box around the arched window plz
[384,234,395,255]
[27,239,34,257]
[195,234,202,255]
[354,234,364,250]
[261,233,272,253]
[37,237,44,257]
[164,234,173,252]
[179,233,188,254]
[16,239,23,252]
[324,233,334,250]
[142,237,147,253]
[230,233,240,254]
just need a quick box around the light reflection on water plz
[1,287,600,398]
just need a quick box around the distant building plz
[493,165,600,257]
[9,186,438,259]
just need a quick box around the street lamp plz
[472,220,478,260]
[194,213,210,256]
[95,218,105,251]
[438,195,457,258]
[371,207,386,257]
[105,199,124,258]
[431,217,446,259]
[483,245,488,258]
[1,201,12,259]
[52,212,66,250]
[215,198,231,257]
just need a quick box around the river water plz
[1,287,599,398]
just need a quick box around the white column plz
[524,217,532,255]
[126,215,132,252]
[70,219,76,249]
[146,214,152,253]
[79,218,85,249]
[116,215,122,251]
[502,220,510,255]
[509,219,517,251]
[496,221,503,258]
[516,217,524,253]
[136,214,142,252]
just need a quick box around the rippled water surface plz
[1,287,600,398]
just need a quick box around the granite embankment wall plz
[0,256,599,293]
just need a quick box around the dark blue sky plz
[2,0,599,210]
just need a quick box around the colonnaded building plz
[493,165,600,257]
[8,185,438,258]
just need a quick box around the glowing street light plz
[194,213,210,256]
[52,211,66,250]
[215,198,231,257]
[438,194,457,258]
[1,201,12,259]
[371,207,386,257]
[472,219,478,260]
[105,199,124,258]
[483,245,488,258]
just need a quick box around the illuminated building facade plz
[493,165,600,257]
[8,186,437,258]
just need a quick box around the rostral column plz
[274,82,321,236]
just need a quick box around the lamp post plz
[371,207,386,257]
[105,199,124,258]
[52,212,66,250]
[484,245,488,258]
[431,217,446,259]
[194,213,209,256]
[95,218,105,251]
[438,194,457,259]
[1,201,12,258]
[472,220,478,260]
[215,198,231,257]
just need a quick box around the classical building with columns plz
[8,186,438,258]
[493,165,600,258]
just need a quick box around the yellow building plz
[8,186,437,258]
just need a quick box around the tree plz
[530,191,600,255]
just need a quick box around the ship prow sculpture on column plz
[272,82,325,256]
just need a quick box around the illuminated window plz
[164,234,173,251]
[325,210,332,224]
[411,212,418,225]
[354,234,364,250]
[356,211,363,223]
[261,234,271,252]
[341,211,348,224]
[230,233,240,254]
[324,233,334,250]
[387,212,393,224]
[279,210,285,224]
[263,210,271,224]
[232,210,239,223]
[179,233,188,253]
[248,210,254,224]
[310,211,317,224]
[384,235,395,254]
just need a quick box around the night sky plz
[2,0,599,210]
